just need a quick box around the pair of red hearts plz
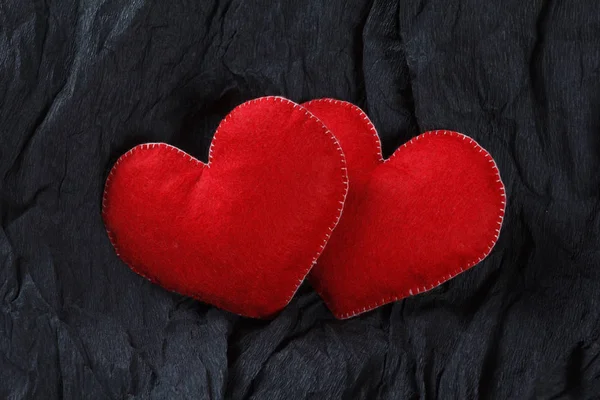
[102,97,505,319]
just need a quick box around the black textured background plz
[2,1,600,399]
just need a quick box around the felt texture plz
[303,99,506,319]
[7,1,600,398]
[102,97,348,318]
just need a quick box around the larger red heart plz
[303,99,506,319]
[102,97,348,318]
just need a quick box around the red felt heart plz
[303,99,506,319]
[102,97,348,318]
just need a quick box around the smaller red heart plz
[102,97,348,318]
[303,99,506,319]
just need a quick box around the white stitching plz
[102,96,349,318]
[303,98,384,163]
[304,99,507,320]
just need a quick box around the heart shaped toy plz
[102,97,348,318]
[303,99,506,319]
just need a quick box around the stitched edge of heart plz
[102,96,349,318]
[304,99,506,319]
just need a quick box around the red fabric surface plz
[102,97,348,318]
[303,99,506,319]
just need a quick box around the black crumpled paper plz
[1,0,600,398]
